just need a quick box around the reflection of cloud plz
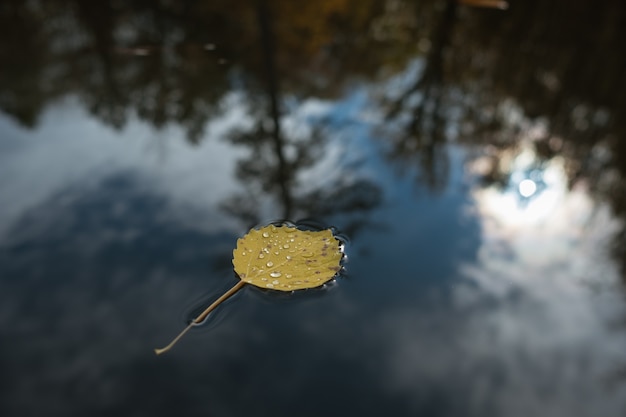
[373,292,626,416]
[288,91,377,194]
[470,144,570,228]
[0,94,250,242]
[366,210,626,415]
[363,146,626,416]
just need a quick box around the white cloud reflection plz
[0,93,251,242]
[368,143,626,416]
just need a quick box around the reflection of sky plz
[365,141,626,416]
[478,145,567,228]
[1,82,626,417]
[0,88,386,416]
[0,94,250,241]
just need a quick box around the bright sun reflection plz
[466,138,621,288]
[518,179,536,197]
[472,145,569,228]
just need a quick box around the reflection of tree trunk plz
[389,0,457,118]
[422,0,456,99]
[74,0,124,126]
[384,0,457,191]
[256,0,293,219]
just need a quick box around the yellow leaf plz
[154,223,343,355]
[233,224,342,291]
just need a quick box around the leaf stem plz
[154,280,246,355]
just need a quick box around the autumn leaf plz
[233,224,342,290]
[154,224,344,355]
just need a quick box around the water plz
[1,0,626,416]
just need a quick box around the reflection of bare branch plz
[381,0,458,192]
[256,0,292,218]
[221,1,383,230]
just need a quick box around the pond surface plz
[2,1,626,416]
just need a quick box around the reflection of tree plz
[66,0,237,142]
[448,0,626,278]
[0,0,50,127]
[381,0,458,192]
[376,0,626,278]
[0,0,391,234]
[220,102,324,224]
[0,0,235,141]
[220,1,382,231]
[0,0,417,141]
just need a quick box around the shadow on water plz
[2,0,626,416]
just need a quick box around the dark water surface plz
[2,0,626,416]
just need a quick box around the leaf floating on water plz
[154,224,344,355]
[233,224,343,291]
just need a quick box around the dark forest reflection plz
[1,0,625,271]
